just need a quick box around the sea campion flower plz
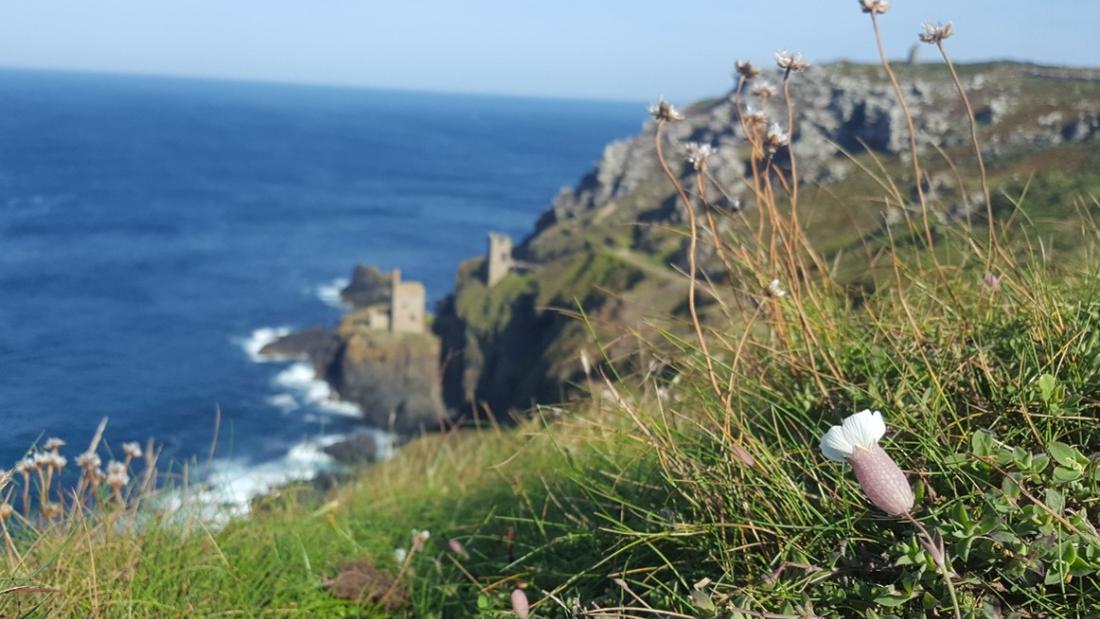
[511,588,530,619]
[820,410,914,516]
[751,80,778,100]
[735,60,761,80]
[767,279,787,298]
[648,97,684,123]
[447,539,470,559]
[685,142,715,171]
[774,49,809,73]
[859,0,889,15]
[919,21,954,44]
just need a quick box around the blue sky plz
[0,1,1095,101]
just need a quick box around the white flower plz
[859,0,889,15]
[767,279,787,298]
[820,410,914,516]
[820,410,887,461]
[33,451,51,468]
[648,97,684,122]
[411,529,430,552]
[919,21,954,44]
[775,49,809,73]
[393,547,408,564]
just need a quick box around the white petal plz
[819,425,854,461]
[841,410,885,451]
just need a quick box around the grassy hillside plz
[4,23,1100,619]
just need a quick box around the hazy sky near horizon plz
[0,1,1095,101]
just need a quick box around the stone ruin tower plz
[389,269,425,334]
[486,232,514,287]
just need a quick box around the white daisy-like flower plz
[648,97,684,122]
[820,410,914,516]
[775,49,810,73]
[919,21,954,44]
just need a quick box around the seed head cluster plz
[919,21,954,44]
[648,97,684,123]
[859,0,890,15]
[774,49,810,73]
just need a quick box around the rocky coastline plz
[260,61,1100,465]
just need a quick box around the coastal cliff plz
[267,62,1100,430]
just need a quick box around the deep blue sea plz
[0,69,639,505]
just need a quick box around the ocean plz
[0,69,640,507]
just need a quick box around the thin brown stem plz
[937,41,997,266]
[653,120,725,402]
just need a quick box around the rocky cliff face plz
[437,62,1100,419]
[268,62,1100,428]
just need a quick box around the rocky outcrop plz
[340,265,392,309]
[261,303,446,434]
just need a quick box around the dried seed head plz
[0,503,12,521]
[44,438,66,452]
[122,442,143,459]
[15,458,34,476]
[775,49,810,73]
[33,451,50,469]
[648,97,684,123]
[765,123,791,154]
[76,451,101,470]
[742,106,769,128]
[767,278,787,298]
[511,588,530,619]
[411,529,430,552]
[820,410,914,516]
[751,80,778,99]
[685,142,716,171]
[48,453,67,470]
[735,60,761,80]
[106,461,129,488]
[919,21,954,44]
[859,0,890,15]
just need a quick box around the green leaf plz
[476,594,491,610]
[1001,474,1021,500]
[1053,466,1082,483]
[1036,373,1058,403]
[971,430,995,458]
[1047,441,1085,469]
[874,592,913,607]
[1044,488,1065,513]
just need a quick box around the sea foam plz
[237,326,293,362]
[315,277,350,309]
